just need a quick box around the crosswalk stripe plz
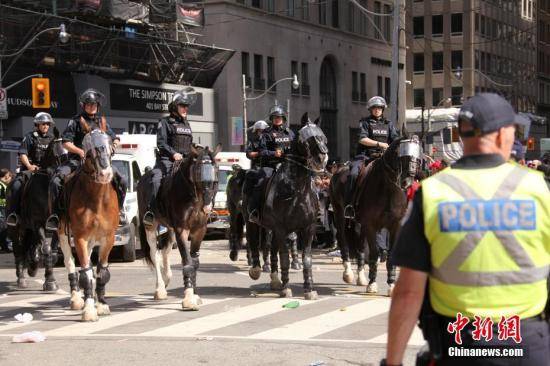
[0,293,67,309]
[46,297,230,336]
[251,298,390,340]
[141,297,331,337]
[366,328,426,346]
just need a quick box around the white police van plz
[207,152,250,234]
[111,134,157,261]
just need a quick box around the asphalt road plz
[0,239,421,366]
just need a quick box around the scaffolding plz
[0,2,233,87]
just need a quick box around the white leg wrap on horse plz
[357,269,368,286]
[270,272,283,291]
[343,261,354,284]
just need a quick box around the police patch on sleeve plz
[438,199,537,232]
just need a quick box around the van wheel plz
[121,223,137,262]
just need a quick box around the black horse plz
[244,116,328,299]
[7,127,65,290]
[330,135,422,296]
[138,144,221,310]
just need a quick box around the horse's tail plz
[139,220,153,266]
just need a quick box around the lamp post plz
[241,74,299,149]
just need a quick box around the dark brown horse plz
[7,127,65,290]
[330,135,422,296]
[58,129,119,321]
[138,144,221,310]
[244,118,328,299]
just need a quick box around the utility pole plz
[389,0,401,130]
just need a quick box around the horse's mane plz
[79,116,107,133]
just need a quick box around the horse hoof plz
[70,296,85,310]
[96,303,111,316]
[387,284,395,297]
[43,281,59,292]
[182,295,201,311]
[280,288,293,298]
[27,266,38,278]
[304,291,318,300]
[270,273,283,291]
[17,278,28,289]
[343,271,354,284]
[366,282,378,294]
[81,308,99,322]
[262,263,271,273]
[291,260,302,271]
[154,289,168,300]
[229,249,238,262]
[357,271,368,287]
[249,267,262,280]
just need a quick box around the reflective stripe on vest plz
[422,162,550,319]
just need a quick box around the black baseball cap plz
[458,93,529,137]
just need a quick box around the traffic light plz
[32,78,50,109]
[527,137,535,151]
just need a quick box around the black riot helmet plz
[79,88,105,108]
[169,87,197,114]
[34,112,54,126]
[269,105,287,123]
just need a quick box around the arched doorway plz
[320,57,338,157]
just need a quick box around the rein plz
[283,154,324,174]
[379,147,405,191]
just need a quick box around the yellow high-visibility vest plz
[422,162,550,319]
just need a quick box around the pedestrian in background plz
[0,169,13,253]
[383,93,550,366]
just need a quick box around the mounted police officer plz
[6,112,55,227]
[344,96,398,218]
[142,87,196,227]
[248,105,294,224]
[45,89,127,231]
[246,120,269,169]
[385,93,550,366]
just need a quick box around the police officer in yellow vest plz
[384,93,550,366]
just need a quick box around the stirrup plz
[143,211,155,227]
[344,205,355,219]
[248,209,260,224]
[45,215,59,232]
[6,213,19,227]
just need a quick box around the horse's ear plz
[313,117,321,127]
[190,144,199,157]
[400,124,410,138]
[53,126,60,138]
[212,143,222,158]
[301,112,309,127]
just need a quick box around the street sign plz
[0,87,7,119]
[541,138,550,153]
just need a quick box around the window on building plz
[374,2,382,40]
[287,0,295,17]
[475,13,479,33]
[432,52,444,72]
[451,13,463,34]
[377,76,383,97]
[451,87,463,106]
[348,2,355,32]
[413,16,424,37]
[383,4,392,40]
[331,0,339,28]
[521,0,534,21]
[451,50,463,70]
[254,54,264,90]
[432,15,443,36]
[385,77,391,103]
[352,72,359,101]
[414,53,424,73]
[414,89,425,108]
[267,0,274,12]
[360,73,367,102]
[301,62,310,95]
[252,0,261,9]
[319,2,327,25]
[301,0,309,20]
[291,61,299,94]
[267,57,275,85]
[432,88,443,107]
[475,50,480,70]
[242,52,250,86]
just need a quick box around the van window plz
[218,170,230,192]
[112,160,131,192]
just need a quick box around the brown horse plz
[58,130,119,321]
[330,136,422,296]
[137,144,221,310]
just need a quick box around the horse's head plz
[294,113,329,173]
[382,135,422,189]
[189,143,222,210]
[42,127,67,169]
[82,130,114,184]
